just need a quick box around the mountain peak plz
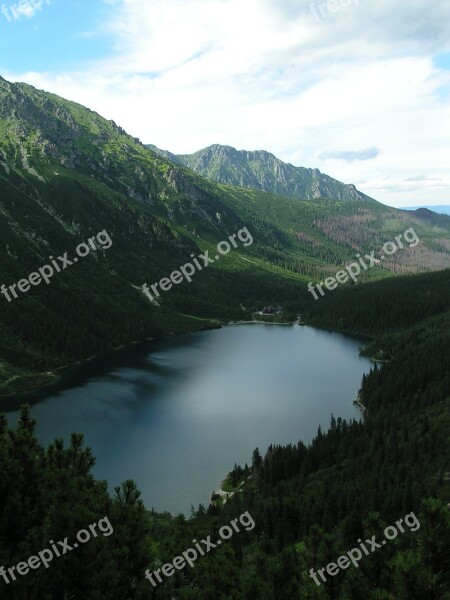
[150,143,373,203]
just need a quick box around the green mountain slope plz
[0,75,449,394]
[148,143,375,202]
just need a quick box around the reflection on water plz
[3,325,371,515]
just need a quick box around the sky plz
[1,0,450,208]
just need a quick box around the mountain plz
[406,205,450,216]
[0,75,449,394]
[147,143,182,165]
[148,143,374,203]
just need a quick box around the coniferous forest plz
[1,269,448,599]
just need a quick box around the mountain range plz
[147,143,374,203]
[406,205,450,216]
[0,74,449,394]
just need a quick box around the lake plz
[2,324,371,515]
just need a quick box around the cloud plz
[404,175,443,182]
[319,147,381,162]
[7,0,450,207]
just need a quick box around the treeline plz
[305,268,450,336]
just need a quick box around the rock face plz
[149,143,374,203]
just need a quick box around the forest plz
[0,268,448,598]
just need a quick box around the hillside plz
[0,75,449,394]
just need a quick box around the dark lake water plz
[2,324,371,515]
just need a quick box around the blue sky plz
[434,53,450,71]
[1,0,450,208]
[0,1,112,72]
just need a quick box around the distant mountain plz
[148,143,374,203]
[405,205,450,216]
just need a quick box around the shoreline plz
[353,391,367,415]
[228,319,299,326]
[229,313,303,326]
[0,322,223,399]
[210,474,250,508]
[1,316,370,399]
[2,317,370,519]
[1,317,308,398]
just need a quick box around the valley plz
[0,76,449,394]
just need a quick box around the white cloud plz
[319,148,381,162]
[7,0,450,207]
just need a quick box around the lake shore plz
[1,315,308,398]
[0,321,223,399]
[1,321,371,515]
[228,319,299,326]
